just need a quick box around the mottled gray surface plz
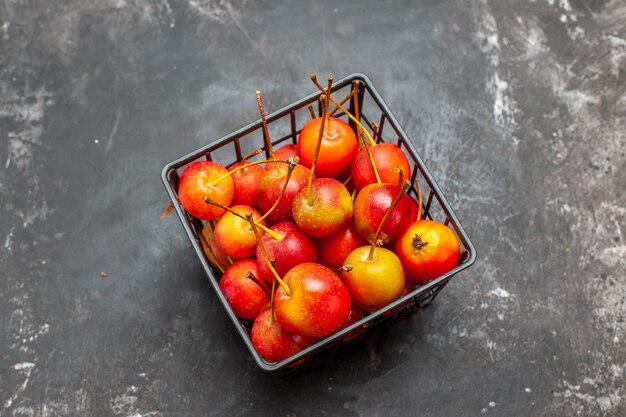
[1,0,624,416]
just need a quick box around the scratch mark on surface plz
[105,106,123,152]
[2,362,35,412]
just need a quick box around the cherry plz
[351,142,411,191]
[257,162,310,223]
[219,259,270,320]
[274,262,351,338]
[395,220,461,285]
[353,183,412,244]
[297,75,358,178]
[251,308,317,363]
[316,222,366,269]
[255,221,318,285]
[266,144,297,171]
[178,161,234,220]
[340,182,410,312]
[229,149,266,207]
[213,204,266,259]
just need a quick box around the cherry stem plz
[246,214,292,297]
[270,278,276,323]
[307,95,327,205]
[161,202,174,219]
[416,174,423,221]
[197,225,225,274]
[352,81,365,147]
[363,138,382,183]
[246,271,271,298]
[324,75,333,126]
[239,148,264,166]
[394,167,404,187]
[329,86,357,117]
[211,158,289,186]
[371,122,379,143]
[308,104,316,120]
[342,175,352,186]
[310,72,377,147]
[256,156,298,224]
[367,180,411,260]
[203,197,283,241]
[256,90,275,160]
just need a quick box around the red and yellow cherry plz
[229,159,266,208]
[341,181,410,312]
[292,177,353,238]
[266,144,297,171]
[297,117,358,178]
[255,222,318,285]
[251,308,317,363]
[257,163,310,223]
[178,161,234,220]
[199,222,230,273]
[341,247,405,312]
[351,143,411,191]
[395,220,461,285]
[316,222,367,269]
[274,263,351,338]
[353,183,412,244]
[219,259,270,320]
[214,205,266,259]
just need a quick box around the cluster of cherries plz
[174,74,461,363]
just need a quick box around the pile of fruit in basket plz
[174,73,461,363]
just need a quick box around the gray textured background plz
[1,0,625,416]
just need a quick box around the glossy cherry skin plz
[351,142,411,191]
[297,117,358,178]
[257,164,310,223]
[341,246,405,312]
[292,178,353,238]
[274,263,351,338]
[213,205,265,259]
[255,222,318,285]
[395,220,461,286]
[266,144,298,171]
[407,195,419,222]
[353,183,412,244]
[178,161,234,220]
[219,259,269,321]
[229,161,266,207]
[251,308,317,363]
[316,222,367,269]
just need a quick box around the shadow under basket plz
[161,73,477,376]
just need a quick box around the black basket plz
[161,73,477,375]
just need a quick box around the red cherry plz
[257,164,310,223]
[178,161,234,220]
[255,222,318,285]
[395,220,461,285]
[351,143,411,191]
[353,183,412,244]
[251,309,317,363]
[219,259,269,320]
[274,263,351,338]
[297,117,358,178]
[316,222,367,269]
[266,144,298,171]
[229,161,266,207]
[214,205,266,259]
